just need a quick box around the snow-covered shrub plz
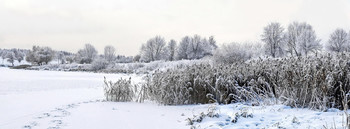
[99,63,145,74]
[103,77,134,102]
[213,42,262,64]
[186,104,219,126]
[90,58,108,71]
[28,63,90,71]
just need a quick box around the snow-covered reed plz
[145,52,350,111]
[103,77,134,102]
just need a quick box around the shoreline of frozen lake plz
[0,67,348,129]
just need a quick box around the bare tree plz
[140,36,167,62]
[188,35,204,59]
[285,22,303,56]
[37,47,54,65]
[204,36,218,57]
[104,45,116,63]
[285,22,322,56]
[297,24,322,56]
[208,36,218,50]
[261,22,285,58]
[177,36,191,60]
[133,54,141,62]
[16,51,25,63]
[76,44,98,64]
[55,51,65,64]
[9,49,25,63]
[327,28,349,52]
[6,51,16,66]
[177,35,215,60]
[26,46,39,65]
[167,39,177,61]
[65,55,75,64]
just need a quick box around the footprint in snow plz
[51,109,71,117]
[47,126,61,129]
[36,113,51,119]
[22,99,103,129]
[51,120,63,125]
[66,104,78,109]
[22,121,38,129]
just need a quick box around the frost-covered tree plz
[285,22,303,56]
[1,50,7,64]
[177,36,191,60]
[284,22,322,56]
[176,35,215,60]
[133,54,141,62]
[327,28,349,52]
[208,36,218,50]
[6,49,25,63]
[297,24,322,56]
[140,36,167,62]
[167,39,177,61]
[65,55,75,64]
[205,36,218,57]
[55,51,65,64]
[26,46,54,65]
[26,46,38,64]
[37,47,54,65]
[76,44,98,64]
[188,35,207,59]
[261,22,285,58]
[6,51,16,66]
[15,51,25,63]
[104,45,116,63]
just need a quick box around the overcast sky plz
[0,0,349,56]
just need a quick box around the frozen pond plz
[0,68,141,128]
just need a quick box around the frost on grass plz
[188,103,345,129]
[144,52,350,111]
[103,77,135,102]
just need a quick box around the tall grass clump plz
[103,77,135,102]
[145,52,350,110]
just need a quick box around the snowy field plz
[0,67,347,129]
[0,68,144,128]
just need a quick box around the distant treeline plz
[1,21,350,67]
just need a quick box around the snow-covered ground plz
[189,104,345,129]
[0,67,347,129]
[0,68,143,128]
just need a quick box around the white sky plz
[0,0,349,56]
